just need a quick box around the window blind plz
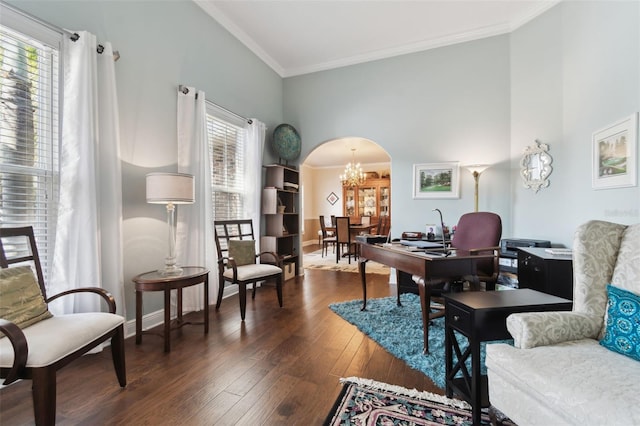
[0,14,61,275]
[206,102,247,221]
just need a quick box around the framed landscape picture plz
[592,113,638,190]
[413,162,460,199]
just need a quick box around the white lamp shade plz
[146,172,195,204]
[464,164,490,175]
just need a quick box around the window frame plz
[205,102,248,221]
[0,4,63,278]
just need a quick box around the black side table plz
[444,289,572,425]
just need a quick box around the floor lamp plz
[146,172,195,275]
[464,165,490,212]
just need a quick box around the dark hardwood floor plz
[0,244,441,425]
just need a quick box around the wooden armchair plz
[214,220,283,321]
[0,226,126,426]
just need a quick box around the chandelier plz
[340,148,366,187]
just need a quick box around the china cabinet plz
[342,177,390,224]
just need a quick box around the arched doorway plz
[299,137,391,256]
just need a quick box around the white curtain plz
[49,31,124,317]
[245,119,266,246]
[176,87,217,311]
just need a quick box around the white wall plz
[510,1,640,245]
[8,0,284,319]
[6,1,638,318]
[285,36,512,241]
[285,1,639,248]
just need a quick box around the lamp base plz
[158,266,184,276]
[158,255,183,276]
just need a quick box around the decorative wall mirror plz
[520,140,553,193]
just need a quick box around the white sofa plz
[486,220,640,425]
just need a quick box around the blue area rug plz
[329,294,500,389]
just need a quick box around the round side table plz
[133,266,209,352]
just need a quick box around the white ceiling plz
[195,0,558,78]
[194,0,559,167]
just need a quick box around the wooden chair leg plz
[32,367,56,426]
[276,275,283,307]
[251,282,257,300]
[111,325,127,387]
[216,275,225,310]
[238,284,247,321]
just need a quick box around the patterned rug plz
[303,250,390,275]
[324,377,516,425]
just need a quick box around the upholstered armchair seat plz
[486,220,640,425]
[222,263,283,282]
[0,226,126,426]
[0,313,123,368]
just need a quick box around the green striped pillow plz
[0,265,52,334]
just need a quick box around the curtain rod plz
[178,85,253,125]
[67,31,120,62]
[3,2,120,61]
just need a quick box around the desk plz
[444,289,572,425]
[133,266,209,352]
[358,242,494,353]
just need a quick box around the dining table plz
[326,222,378,236]
[326,222,378,261]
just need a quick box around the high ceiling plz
[194,0,559,167]
[195,0,558,78]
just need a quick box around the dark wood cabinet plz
[517,247,573,300]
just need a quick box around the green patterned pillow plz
[0,265,53,334]
[600,284,640,362]
[228,240,256,266]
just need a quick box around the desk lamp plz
[146,172,194,275]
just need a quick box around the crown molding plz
[193,0,285,77]
[195,0,562,78]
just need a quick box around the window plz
[206,103,247,220]
[0,6,62,277]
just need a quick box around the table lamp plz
[146,172,195,275]
[464,164,490,212]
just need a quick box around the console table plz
[133,266,209,352]
[444,289,572,425]
[358,242,494,353]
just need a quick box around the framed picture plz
[592,113,638,190]
[413,162,460,199]
[326,191,339,205]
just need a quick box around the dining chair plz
[319,215,336,257]
[335,216,357,264]
[213,219,283,321]
[0,226,126,426]
[377,215,390,237]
